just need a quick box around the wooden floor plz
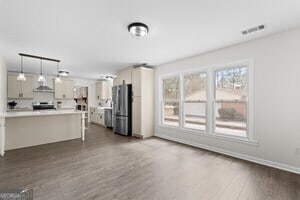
[0,124,299,200]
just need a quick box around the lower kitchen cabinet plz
[90,107,105,126]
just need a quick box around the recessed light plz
[128,22,149,37]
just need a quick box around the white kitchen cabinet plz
[7,74,34,99]
[54,81,64,99]
[98,113,105,126]
[80,87,87,98]
[132,96,141,136]
[90,107,105,126]
[96,80,112,100]
[115,68,133,85]
[131,67,154,138]
[74,87,87,99]
[90,107,97,123]
[132,68,142,97]
[54,79,74,99]
[113,77,120,86]
[64,80,74,99]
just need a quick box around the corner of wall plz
[0,56,7,113]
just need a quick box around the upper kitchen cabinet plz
[114,68,133,86]
[113,77,120,86]
[132,68,142,97]
[7,74,34,99]
[74,87,87,99]
[54,79,74,99]
[96,80,112,100]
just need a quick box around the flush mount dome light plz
[59,70,69,77]
[128,22,149,37]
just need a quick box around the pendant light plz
[17,56,27,81]
[37,59,45,82]
[55,62,62,83]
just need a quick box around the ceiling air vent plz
[242,25,265,35]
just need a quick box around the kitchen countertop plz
[97,107,112,109]
[6,108,33,112]
[0,110,85,118]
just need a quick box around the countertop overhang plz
[0,110,86,118]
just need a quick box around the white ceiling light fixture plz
[55,62,62,83]
[17,56,26,81]
[37,59,45,82]
[59,70,69,77]
[128,22,149,37]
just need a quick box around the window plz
[162,76,180,127]
[159,60,252,141]
[183,72,207,131]
[214,66,248,137]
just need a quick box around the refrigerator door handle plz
[116,116,127,120]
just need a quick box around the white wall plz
[0,56,7,113]
[155,27,300,173]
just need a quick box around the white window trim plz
[211,59,254,141]
[158,58,256,144]
[159,73,181,128]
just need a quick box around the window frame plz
[160,74,181,128]
[158,59,255,143]
[182,71,209,133]
[211,61,254,141]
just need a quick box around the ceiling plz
[1,0,300,80]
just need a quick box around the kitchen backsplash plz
[97,99,112,107]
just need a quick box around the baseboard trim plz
[155,133,300,175]
[133,133,144,139]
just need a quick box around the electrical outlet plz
[296,147,300,155]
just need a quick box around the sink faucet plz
[105,98,112,107]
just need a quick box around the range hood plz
[34,80,54,93]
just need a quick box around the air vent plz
[242,25,265,35]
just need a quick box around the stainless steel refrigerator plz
[112,84,132,136]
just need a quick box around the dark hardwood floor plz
[0,124,299,200]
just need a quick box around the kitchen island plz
[0,110,86,156]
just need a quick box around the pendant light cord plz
[20,56,23,73]
[57,62,59,76]
[40,59,43,75]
